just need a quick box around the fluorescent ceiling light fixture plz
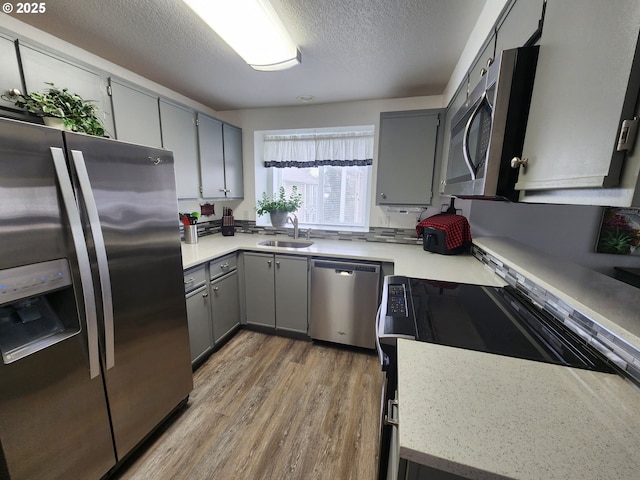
[182,0,301,71]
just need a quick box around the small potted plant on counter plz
[256,186,302,227]
[1,82,107,137]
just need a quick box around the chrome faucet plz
[287,213,299,239]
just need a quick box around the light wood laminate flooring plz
[113,330,384,480]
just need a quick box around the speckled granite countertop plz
[181,233,504,286]
[398,339,640,480]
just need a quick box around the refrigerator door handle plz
[50,147,101,379]
[71,150,115,371]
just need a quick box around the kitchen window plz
[258,127,374,231]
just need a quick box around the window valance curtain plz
[263,131,374,168]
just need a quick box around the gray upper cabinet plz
[198,114,225,198]
[0,34,23,111]
[160,100,200,199]
[495,0,545,53]
[19,42,113,136]
[377,109,442,205]
[514,0,640,200]
[109,79,162,148]
[198,114,244,200]
[467,33,496,90]
[222,123,244,199]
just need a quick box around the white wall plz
[469,201,640,276]
[217,96,462,229]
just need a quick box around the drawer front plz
[209,253,237,280]
[183,265,207,292]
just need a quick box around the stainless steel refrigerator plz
[0,117,193,479]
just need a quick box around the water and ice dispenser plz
[0,259,81,363]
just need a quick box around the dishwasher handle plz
[335,269,353,275]
[311,259,380,275]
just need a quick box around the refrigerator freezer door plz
[0,118,115,479]
[64,133,193,460]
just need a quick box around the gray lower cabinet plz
[274,255,308,334]
[160,99,199,199]
[109,79,162,148]
[0,34,23,111]
[211,271,240,343]
[184,278,214,365]
[244,252,276,328]
[243,252,308,334]
[376,109,443,206]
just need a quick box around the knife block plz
[221,216,234,236]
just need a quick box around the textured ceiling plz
[10,0,487,111]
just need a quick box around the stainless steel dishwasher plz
[310,259,380,349]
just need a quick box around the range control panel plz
[386,283,408,317]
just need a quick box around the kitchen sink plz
[258,240,314,248]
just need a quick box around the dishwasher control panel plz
[386,283,408,317]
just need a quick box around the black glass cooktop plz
[380,276,615,373]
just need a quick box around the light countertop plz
[398,339,640,480]
[181,233,504,287]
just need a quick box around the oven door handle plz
[384,398,399,426]
[375,305,386,368]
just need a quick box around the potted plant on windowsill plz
[256,186,302,227]
[1,82,107,137]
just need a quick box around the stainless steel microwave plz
[444,46,539,201]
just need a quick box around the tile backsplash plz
[187,219,422,245]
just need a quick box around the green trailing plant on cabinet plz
[2,83,107,136]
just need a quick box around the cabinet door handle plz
[220,262,229,270]
[202,292,209,298]
[379,192,386,198]
[184,277,194,285]
[8,88,22,97]
[510,157,529,169]
[276,261,280,268]
[267,260,272,266]
[213,286,219,292]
